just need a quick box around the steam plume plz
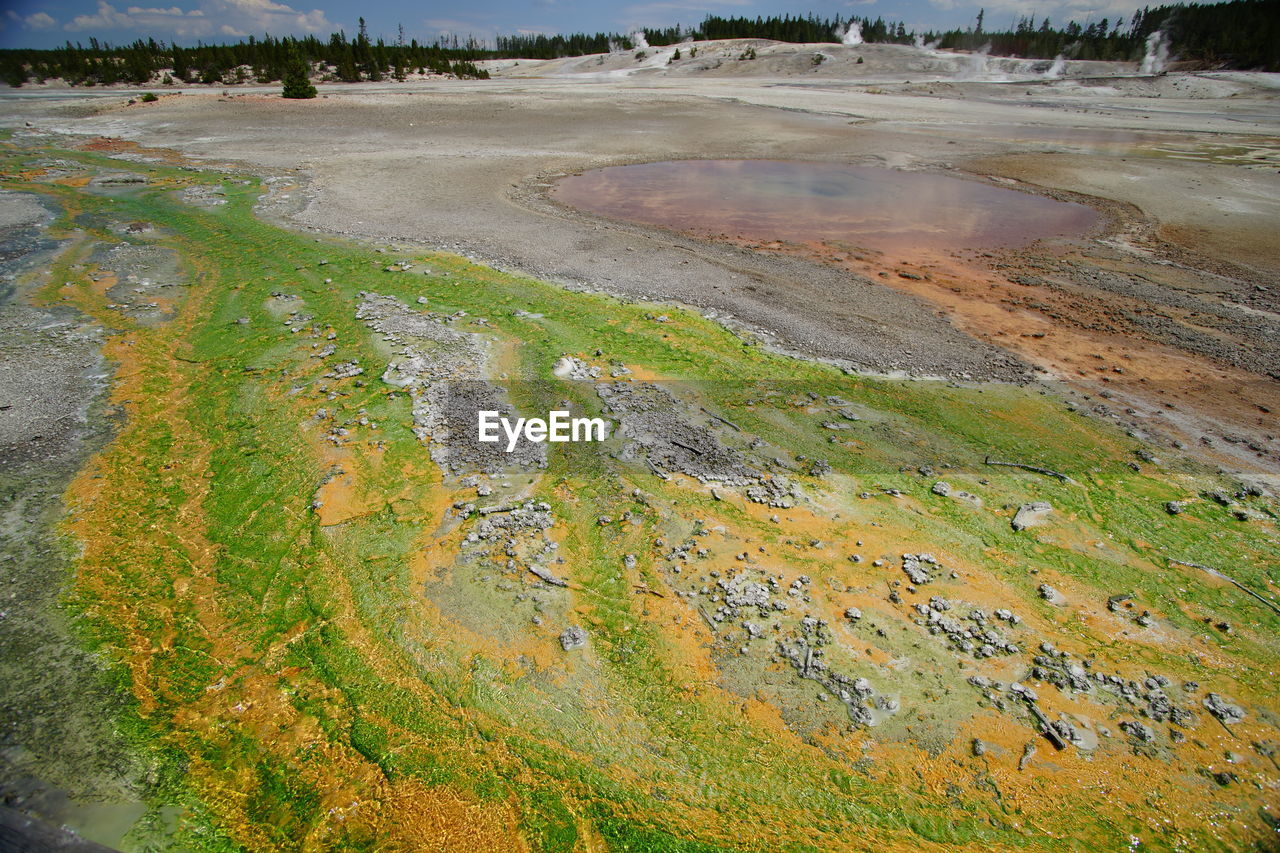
[1140,30,1169,74]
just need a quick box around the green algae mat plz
[1,134,1277,852]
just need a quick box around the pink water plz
[553,160,1098,252]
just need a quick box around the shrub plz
[281,48,317,99]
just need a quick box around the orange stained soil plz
[740,235,1280,476]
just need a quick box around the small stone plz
[559,625,587,651]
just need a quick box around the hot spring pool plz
[552,160,1098,253]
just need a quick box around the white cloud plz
[26,12,58,28]
[64,0,333,37]
[67,1,134,30]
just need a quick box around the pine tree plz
[281,45,316,98]
[355,17,381,80]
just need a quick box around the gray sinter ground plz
[0,192,151,845]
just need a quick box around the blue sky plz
[0,0,1152,49]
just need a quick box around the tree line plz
[492,25,688,59]
[2,0,1275,87]
[698,14,915,45]
[924,0,1276,66]
[489,17,911,57]
[695,2,1275,67]
[0,19,489,87]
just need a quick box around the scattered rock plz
[901,553,938,585]
[553,356,602,380]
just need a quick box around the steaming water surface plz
[553,160,1098,253]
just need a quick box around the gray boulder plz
[1012,501,1053,531]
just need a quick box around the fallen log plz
[671,438,705,455]
[645,457,671,480]
[1170,559,1280,616]
[984,456,1073,483]
[1025,700,1068,750]
[528,564,568,587]
[700,406,742,432]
